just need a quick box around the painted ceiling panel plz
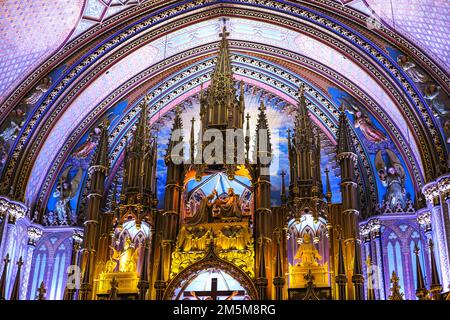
[0,0,85,103]
[26,44,159,203]
[360,0,450,72]
[24,16,424,203]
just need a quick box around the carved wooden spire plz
[0,254,10,300]
[202,26,244,131]
[337,104,354,156]
[138,240,150,300]
[388,271,404,300]
[414,244,429,300]
[335,230,347,300]
[352,240,364,300]
[429,239,443,299]
[9,256,23,300]
[325,167,332,203]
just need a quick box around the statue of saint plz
[375,149,406,209]
[176,226,211,252]
[295,233,322,267]
[189,190,217,224]
[72,127,102,159]
[190,187,242,223]
[25,77,52,105]
[107,238,139,273]
[215,188,242,219]
[423,83,448,117]
[354,110,386,143]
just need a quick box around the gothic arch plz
[0,0,447,219]
[163,250,258,300]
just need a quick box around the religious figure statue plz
[190,187,242,224]
[339,96,386,143]
[375,149,406,209]
[25,77,52,105]
[107,238,139,273]
[397,55,429,83]
[72,127,102,159]
[189,190,217,224]
[216,225,251,250]
[0,109,25,143]
[295,233,322,267]
[53,167,83,225]
[176,226,211,252]
[444,120,450,144]
[215,188,242,219]
[423,83,448,117]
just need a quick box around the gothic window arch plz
[49,241,69,300]
[385,231,406,295]
[409,232,428,292]
[28,243,48,300]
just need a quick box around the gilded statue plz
[105,238,139,273]
[216,225,252,250]
[375,149,406,208]
[176,226,211,252]
[295,233,322,267]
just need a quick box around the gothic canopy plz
[0,0,449,222]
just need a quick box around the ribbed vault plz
[0,0,448,221]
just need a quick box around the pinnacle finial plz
[299,83,305,97]
[260,100,266,111]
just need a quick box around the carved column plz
[21,226,43,300]
[64,230,83,300]
[79,123,109,300]
[423,175,450,290]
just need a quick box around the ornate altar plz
[289,234,330,288]
[94,272,140,298]
[93,237,141,298]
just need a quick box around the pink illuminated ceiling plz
[347,0,450,72]
[24,17,425,203]
[1,0,448,104]
[0,0,85,103]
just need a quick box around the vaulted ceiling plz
[0,0,448,220]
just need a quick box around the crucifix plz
[183,277,246,300]
[219,17,230,39]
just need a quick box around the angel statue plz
[375,150,406,209]
[53,166,83,225]
[339,95,386,143]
